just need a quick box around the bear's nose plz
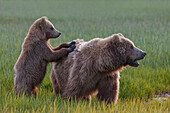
[58,32,61,36]
[143,52,147,56]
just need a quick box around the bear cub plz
[14,17,75,96]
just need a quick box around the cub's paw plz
[70,44,76,52]
[67,45,76,55]
[68,41,76,47]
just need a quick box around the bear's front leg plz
[96,72,120,104]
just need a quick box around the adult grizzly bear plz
[51,33,146,104]
[14,17,75,96]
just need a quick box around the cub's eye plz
[131,46,134,49]
[50,27,54,30]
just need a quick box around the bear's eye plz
[131,46,134,49]
[50,27,54,31]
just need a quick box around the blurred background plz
[0,0,169,112]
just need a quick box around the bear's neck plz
[98,60,125,73]
[96,48,125,73]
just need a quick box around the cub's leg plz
[31,83,41,97]
[46,44,76,62]
[14,76,32,96]
[53,41,76,50]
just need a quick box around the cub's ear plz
[38,17,48,31]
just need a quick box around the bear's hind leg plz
[51,70,61,96]
[62,76,82,101]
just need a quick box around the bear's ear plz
[117,33,124,37]
[112,34,121,42]
[41,16,48,23]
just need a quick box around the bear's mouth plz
[129,57,145,67]
[125,51,146,67]
[131,60,140,67]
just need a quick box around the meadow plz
[0,0,169,112]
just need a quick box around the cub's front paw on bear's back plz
[71,44,76,50]
[68,41,76,47]
[67,45,76,55]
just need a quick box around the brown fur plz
[14,17,75,96]
[51,33,146,104]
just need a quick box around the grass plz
[0,0,170,112]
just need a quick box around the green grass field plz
[0,0,169,112]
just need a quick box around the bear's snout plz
[54,31,61,38]
[143,52,147,57]
[127,48,146,67]
[140,52,147,59]
[58,32,61,36]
